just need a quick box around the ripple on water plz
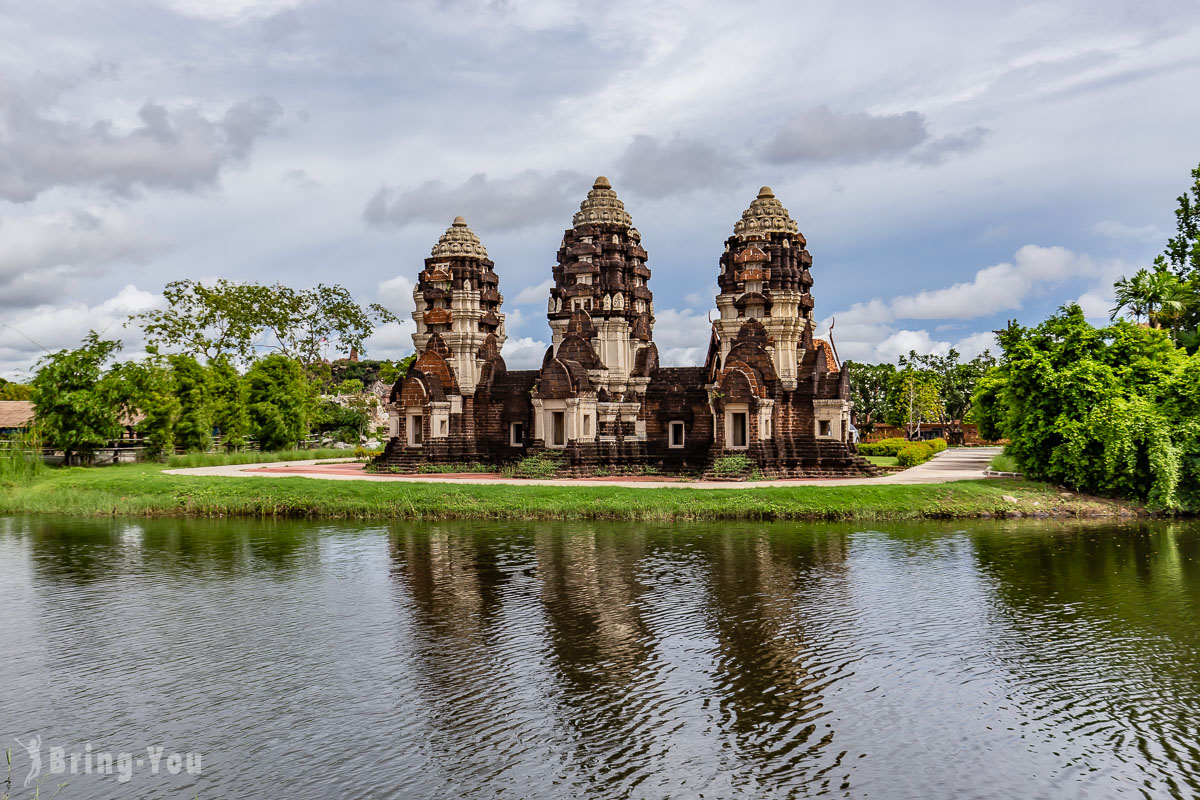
[0,518,1198,799]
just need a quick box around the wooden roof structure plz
[0,401,34,429]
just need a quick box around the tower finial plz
[593,176,611,189]
[758,186,774,198]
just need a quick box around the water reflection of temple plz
[384,521,859,794]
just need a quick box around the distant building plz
[378,179,874,477]
[0,401,34,435]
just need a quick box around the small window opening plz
[510,422,524,447]
[818,420,831,437]
[669,421,685,448]
[408,414,423,446]
[731,412,747,448]
[583,414,592,436]
[551,411,566,447]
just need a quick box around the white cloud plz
[504,306,530,334]
[889,245,1091,320]
[0,210,167,307]
[683,285,719,308]
[375,274,416,317]
[953,330,998,359]
[364,171,588,232]
[1076,288,1114,321]
[837,327,997,364]
[501,336,547,369]
[762,107,929,164]
[158,0,302,22]
[1091,220,1164,242]
[871,329,951,362]
[907,126,989,166]
[615,134,741,198]
[0,78,283,202]
[660,346,704,367]
[827,245,1105,363]
[514,279,554,305]
[364,274,418,360]
[0,285,160,380]
[362,320,414,361]
[652,307,711,347]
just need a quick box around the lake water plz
[1,517,1198,799]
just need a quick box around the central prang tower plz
[712,186,815,388]
[547,176,657,399]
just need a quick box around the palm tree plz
[1111,268,1192,334]
[1111,269,1152,324]
[1146,268,1190,332]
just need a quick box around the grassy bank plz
[0,460,1137,521]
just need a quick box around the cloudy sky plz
[2,0,1199,379]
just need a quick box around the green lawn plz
[865,455,900,467]
[0,460,1124,521]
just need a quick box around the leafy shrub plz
[354,446,384,459]
[857,437,909,456]
[896,442,934,467]
[711,454,753,478]
[927,437,948,453]
[416,462,494,474]
[312,400,371,443]
[503,452,562,479]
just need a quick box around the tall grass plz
[0,439,47,486]
[165,448,353,468]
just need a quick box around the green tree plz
[971,367,1008,442]
[1158,161,1200,280]
[117,353,180,458]
[134,280,397,366]
[312,400,371,443]
[263,284,398,364]
[973,306,1195,508]
[951,351,997,425]
[245,355,309,450]
[135,279,273,363]
[843,361,895,433]
[1111,269,1153,325]
[1115,162,1200,350]
[170,355,214,452]
[29,333,125,464]
[885,364,943,438]
[0,378,33,400]
[1110,267,1190,333]
[209,356,249,450]
[335,378,364,396]
[892,350,993,438]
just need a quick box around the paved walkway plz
[165,447,1003,489]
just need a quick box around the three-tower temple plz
[378,178,874,477]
